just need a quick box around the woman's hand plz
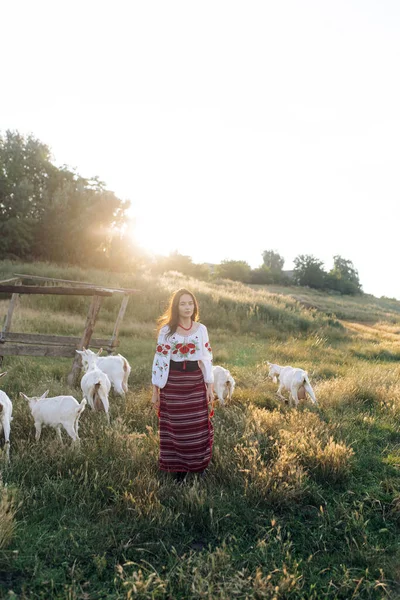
[206,383,215,417]
[206,383,214,405]
[151,388,160,414]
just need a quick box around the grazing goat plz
[78,349,111,423]
[212,365,235,406]
[76,348,131,396]
[20,390,86,443]
[267,362,318,407]
[0,372,13,461]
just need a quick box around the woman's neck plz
[178,317,192,329]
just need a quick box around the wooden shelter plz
[0,274,139,385]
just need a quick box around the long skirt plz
[159,368,213,472]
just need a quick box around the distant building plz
[283,270,295,280]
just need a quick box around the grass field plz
[1,260,400,598]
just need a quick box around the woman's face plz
[178,293,195,319]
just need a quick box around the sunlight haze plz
[1,0,400,297]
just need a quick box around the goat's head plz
[20,390,49,409]
[76,348,99,371]
[267,362,280,384]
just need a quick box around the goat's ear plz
[76,350,84,355]
[97,348,103,356]
[41,390,49,399]
[266,361,271,367]
[82,346,86,351]
[0,372,7,379]
[20,392,30,401]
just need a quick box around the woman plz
[151,288,214,480]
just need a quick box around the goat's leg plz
[276,384,287,402]
[3,420,10,462]
[290,385,299,407]
[114,382,125,396]
[3,419,10,445]
[63,422,78,443]
[122,365,130,394]
[97,389,110,425]
[56,426,64,445]
[304,382,318,404]
[35,422,42,441]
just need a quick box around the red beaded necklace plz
[178,322,192,331]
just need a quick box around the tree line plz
[0,130,134,269]
[153,250,362,295]
[214,252,362,295]
[0,131,362,294]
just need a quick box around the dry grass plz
[1,260,400,598]
[0,484,16,551]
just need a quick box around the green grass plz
[0,261,400,598]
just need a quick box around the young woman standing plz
[151,288,214,479]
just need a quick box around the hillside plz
[0,261,400,598]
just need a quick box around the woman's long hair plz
[157,288,199,337]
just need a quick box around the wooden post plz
[106,294,130,354]
[67,295,103,387]
[1,279,21,337]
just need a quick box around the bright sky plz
[1,1,400,298]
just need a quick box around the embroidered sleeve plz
[151,329,171,388]
[198,325,214,384]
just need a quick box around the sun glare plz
[133,214,178,258]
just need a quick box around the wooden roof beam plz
[0,286,113,296]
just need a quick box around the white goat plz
[212,365,235,406]
[20,390,86,443]
[0,372,13,461]
[267,362,318,407]
[76,348,131,396]
[78,349,111,424]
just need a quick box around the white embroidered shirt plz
[151,323,213,389]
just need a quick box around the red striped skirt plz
[159,368,213,472]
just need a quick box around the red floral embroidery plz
[171,338,200,358]
[156,343,171,356]
[205,342,212,353]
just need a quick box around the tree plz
[35,172,129,265]
[260,249,285,283]
[0,130,131,267]
[107,229,146,272]
[262,250,284,271]
[0,130,55,257]
[250,265,275,284]
[215,260,252,283]
[293,254,326,289]
[152,252,196,276]
[326,255,362,295]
